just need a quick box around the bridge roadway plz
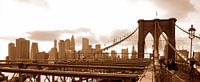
[0,63,147,77]
[0,67,139,80]
[0,60,151,82]
[0,58,150,63]
[0,59,151,67]
[0,63,145,70]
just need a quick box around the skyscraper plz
[65,50,74,59]
[65,39,70,50]
[16,38,30,60]
[81,38,89,59]
[111,50,117,61]
[30,42,39,60]
[48,40,58,63]
[163,44,169,60]
[95,44,101,52]
[54,40,57,48]
[131,45,137,59]
[48,47,58,61]
[95,44,102,59]
[58,40,65,60]
[8,43,16,60]
[70,35,75,50]
[103,52,110,61]
[122,48,128,61]
[82,38,89,51]
[37,51,49,63]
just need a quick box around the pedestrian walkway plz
[139,64,154,82]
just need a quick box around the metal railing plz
[159,65,186,82]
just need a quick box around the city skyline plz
[1,1,200,81]
[7,37,136,62]
[1,0,200,59]
[6,35,200,61]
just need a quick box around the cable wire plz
[100,27,138,51]
[158,23,188,62]
[176,24,200,39]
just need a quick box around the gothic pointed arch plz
[144,32,154,58]
[137,18,176,60]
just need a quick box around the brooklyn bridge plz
[0,18,200,82]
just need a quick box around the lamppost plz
[188,25,196,81]
[188,25,196,59]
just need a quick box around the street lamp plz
[188,25,196,59]
[188,25,196,81]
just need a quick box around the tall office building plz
[70,35,75,50]
[30,42,39,60]
[86,45,93,59]
[82,38,89,51]
[8,43,16,60]
[48,47,58,61]
[37,52,49,63]
[65,50,74,59]
[163,44,169,60]
[103,52,110,61]
[95,44,102,59]
[58,40,65,60]
[122,48,128,60]
[16,38,30,60]
[65,39,70,50]
[111,50,117,61]
[54,40,57,48]
[70,35,76,59]
[95,44,101,51]
[131,45,137,59]
[81,38,89,59]
[65,38,76,60]
[48,40,58,63]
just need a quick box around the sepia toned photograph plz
[0,0,200,82]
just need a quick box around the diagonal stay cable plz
[158,22,188,62]
[176,24,200,72]
[157,21,187,82]
[100,27,138,51]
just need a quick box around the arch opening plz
[158,32,168,59]
[144,32,154,58]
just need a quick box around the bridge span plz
[1,18,200,82]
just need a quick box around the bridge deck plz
[0,67,139,80]
[0,63,145,70]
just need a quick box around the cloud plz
[151,0,196,19]
[16,0,48,7]
[99,29,131,42]
[75,33,98,46]
[76,28,92,33]
[99,29,138,46]
[27,27,136,48]
[27,31,60,41]
[27,27,92,41]
[0,36,17,41]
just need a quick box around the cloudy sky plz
[0,0,200,59]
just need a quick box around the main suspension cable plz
[101,27,138,51]
[176,24,200,39]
